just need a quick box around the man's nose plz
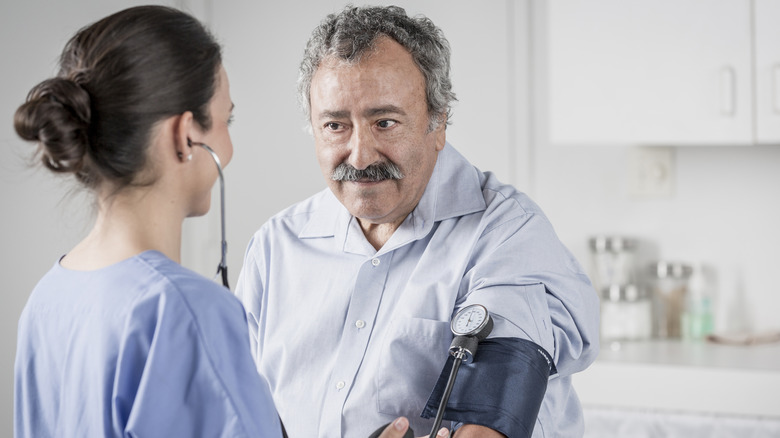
[346,125,380,170]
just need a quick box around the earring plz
[186,139,194,161]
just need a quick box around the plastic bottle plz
[681,263,714,340]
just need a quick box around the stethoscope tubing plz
[192,141,229,289]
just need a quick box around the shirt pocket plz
[375,317,452,418]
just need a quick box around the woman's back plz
[15,250,281,437]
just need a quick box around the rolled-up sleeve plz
[424,209,599,436]
[459,211,600,378]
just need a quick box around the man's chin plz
[346,204,394,224]
[333,179,393,196]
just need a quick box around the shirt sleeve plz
[459,211,600,378]
[234,235,265,365]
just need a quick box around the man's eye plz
[325,122,342,131]
[227,114,235,126]
[377,120,397,129]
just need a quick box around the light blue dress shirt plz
[15,250,282,438]
[236,143,600,437]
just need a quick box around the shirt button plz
[355,320,366,329]
[336,381,345,390]
[371,258,380,266]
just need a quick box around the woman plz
[13,5,437,438]
[12,5,282,437]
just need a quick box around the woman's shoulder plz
[132,250,244,318]
[129,251,252,359]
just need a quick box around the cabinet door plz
[755,0,780,144]
[548,0,753,146]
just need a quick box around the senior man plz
[236,5,599,438]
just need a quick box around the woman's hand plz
[375,417,449,438]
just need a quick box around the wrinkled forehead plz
[315,38,424,88]
[321,34,398,68]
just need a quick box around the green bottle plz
[682,264,713,341]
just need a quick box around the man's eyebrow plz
[317,110,350,120]
[364,105,406,118]
[316,106,407,120]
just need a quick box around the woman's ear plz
[174,111,195,162]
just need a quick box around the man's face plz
[309,37,446,227]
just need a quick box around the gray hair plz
[298,4,457,132]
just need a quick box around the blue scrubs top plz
[15,250,282,437]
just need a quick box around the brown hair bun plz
[15,77,91,178]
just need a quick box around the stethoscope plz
[188,140,229,289]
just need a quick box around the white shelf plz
[572,340,780,418]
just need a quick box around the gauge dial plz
[451,304,490,337]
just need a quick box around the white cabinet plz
[756,0,780,143]
[547,0,779,146]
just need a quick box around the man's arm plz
[460,211,600,376]
[233,235,265,364]
[421,211,599,437]
[455,424,505,437]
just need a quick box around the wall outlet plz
[628,147,675,198]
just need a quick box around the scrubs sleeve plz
[117,287,281,438]
[422,338,556,438]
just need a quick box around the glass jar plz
[600,284,652,343]
[588,236,638,293]
[649,262,692,338]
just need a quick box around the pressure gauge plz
[450,304,492,339]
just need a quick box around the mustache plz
[331,162,404,182]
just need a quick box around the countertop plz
[572,339,780,418]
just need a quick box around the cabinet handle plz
[774,64,780,115]
[720,66,735,116]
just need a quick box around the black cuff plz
[420,338,556,438]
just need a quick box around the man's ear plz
[173,111,195,161]
[434,113,447,151]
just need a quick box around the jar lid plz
[651,261,692,279]
[601,284,646,302]
[589,235,636,252]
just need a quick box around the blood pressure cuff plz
[420,337,556,438]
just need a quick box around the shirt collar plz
[415,142,486,225]
[298,143,486,250]
[298,189,348,239]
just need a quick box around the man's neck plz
[357,216,406,251]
